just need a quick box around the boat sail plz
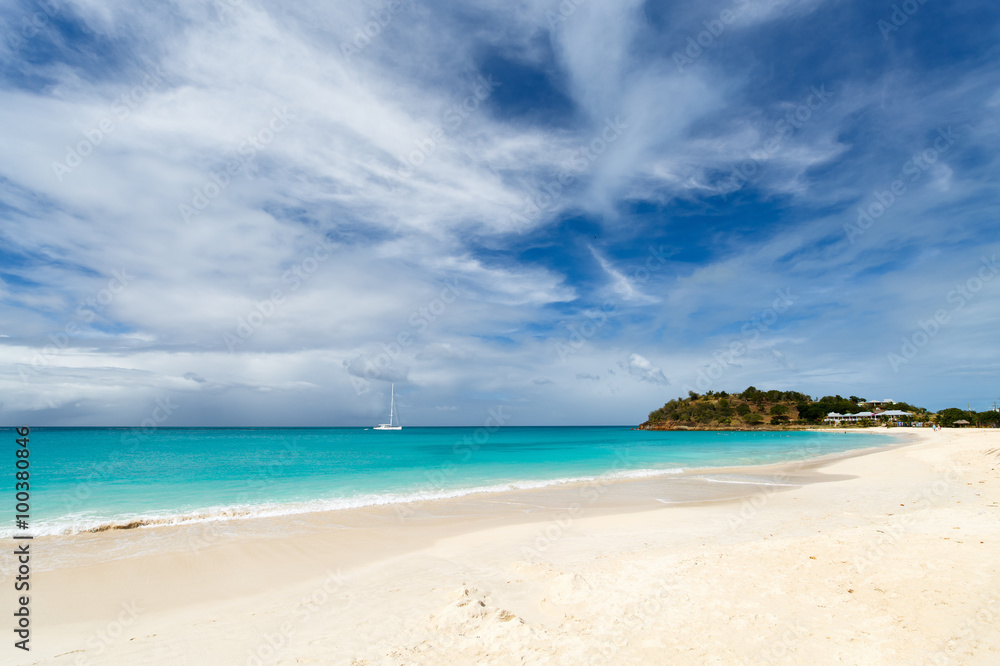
[374,384,402,430]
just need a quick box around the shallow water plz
[9,426,892,536]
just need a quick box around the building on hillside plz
[824,409,913,425]
[825,411,874,424]
[859,399,895,408]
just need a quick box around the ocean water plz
[8,427,893,536]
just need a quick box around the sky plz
[1,0,998,427]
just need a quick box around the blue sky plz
[1,0,998,426]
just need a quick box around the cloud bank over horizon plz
[1,0,998,426]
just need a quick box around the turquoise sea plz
[8,427,893,537]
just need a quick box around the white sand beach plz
[27,428,1000,664]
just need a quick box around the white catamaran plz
[374,383,402,430]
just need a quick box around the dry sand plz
[19,428,1000,665]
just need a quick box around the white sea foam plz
[4,467,688,538]
[693,475,800,487]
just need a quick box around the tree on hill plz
[643,386,931,429]
[816,395,862,414]
[767,404,789,424]
[935,407,1000,427]
[797,402,827,423]
[977,410,1000,427]
[936,407,970,427]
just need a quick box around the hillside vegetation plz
[642,387,930,429]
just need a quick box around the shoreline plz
[29,430,901,574]
[28,428,1000,664]
[29,430,908,574]
[21,427,899,541]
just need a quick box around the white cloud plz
[1,0,998,425]
[625,353,670,385]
